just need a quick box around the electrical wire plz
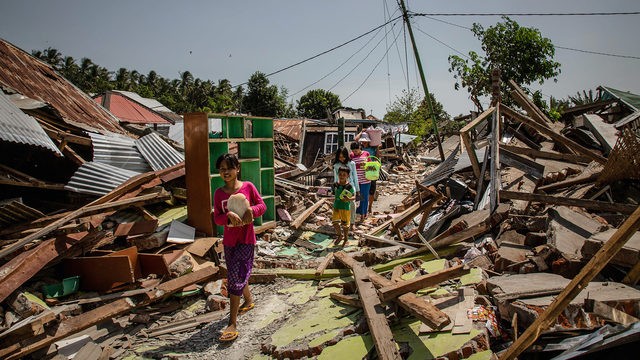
[417,15,640,61]
[328,20,401,92]
[343,26,404,102]
[287,18,389,98]
[413,25,469,59]
[411,11,640,17]
[233,15,403,88]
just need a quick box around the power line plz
[413,25,469,59]
[343,26,404,102]
[417,15,640,61]
[287,18,390,98]
[329,20,401,92]
[556,45,640,60]
[233,15,403,88]
[411,11,640,17]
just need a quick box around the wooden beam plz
[536,172,601,192]
[351,264,402,360]
[290,198,327,229]
[334,251,450,329]
[508,80,552,128]
[622,261,640,285]
[330,292,362,308]
[500,190,636,214]
[500,205,640,360]
[4,266,218,360]
[362,233,417,250]
[500,144,591,164]
[378,264,470,302]
[314,253,334,278]
[0,190,168,260]
[459,107,495,179]
[501,105,607,164]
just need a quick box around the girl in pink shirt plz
[212,153,266,342]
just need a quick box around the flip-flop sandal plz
[239,303,255,313]
[218,331,239,342]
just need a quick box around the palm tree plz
[115,67,130,90]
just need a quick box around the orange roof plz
[94,92,172,125]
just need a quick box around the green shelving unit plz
[208,115,276,235]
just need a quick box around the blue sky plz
[0,0,639,118]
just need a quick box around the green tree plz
[296,89,342,119]
[384,89,449,137]
[243,71,289,117]
[448,16,561,111]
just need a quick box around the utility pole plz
[398,0,445,161]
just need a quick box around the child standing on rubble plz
[349,142,371,222]
[333,146,359,230]
[211,153,266,343]
[331,166,356,246]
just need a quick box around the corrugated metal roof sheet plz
[65,161,140,196]
[0,198,45,228]
[599,86,640,112]
[94,92,173,125]
[113,90,173,112]
[0,38,125,134]
[0,91,62,155]
[274,119,304,140]
[134,132,184,171]
[89,132,152,173]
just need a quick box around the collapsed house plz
[1,34,639,360]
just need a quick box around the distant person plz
[332,146,359,230]
[331,167,356,246]
[355,131,380,215]
[211,153,266,342]
[349,141,371,222]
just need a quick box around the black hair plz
[215,153,240,170]
[350,142,361,150]
[333,146,350,165]
[338,166,350,174]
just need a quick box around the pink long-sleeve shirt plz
[212,181,266,247]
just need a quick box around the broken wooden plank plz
[583,299,639,326]
[351,263,402,360]
[500,144,591,164]
[362,233,417,250]
[500,190,637,214]
[334,251,450,329]
[460,107,496,179]
[499,205,640,360]
[315,253,334,278]
[537,171,601,193]
[622,261,640,286]
[501,105,607,164]
[290,198,327,229]
[0,190,169,260]
[3,266,218,360]
[378,264,470,302]
[330,292,362,308]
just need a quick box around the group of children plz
[209,129,380,343]
[331,131,380,246]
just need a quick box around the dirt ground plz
[126,278,300,359]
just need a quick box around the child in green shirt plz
[331,167,355,246]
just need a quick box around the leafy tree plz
[243,71,290,117]
[448,16,561,111]
[296,89,342,119]
[384,88,449,137]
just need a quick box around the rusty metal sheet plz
[0,39,125,134]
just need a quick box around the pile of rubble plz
[2,78,640,360]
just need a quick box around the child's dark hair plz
[215,153,240,170]
[350,142,361,150]
[333,146,350,164]
[338,166,350,175]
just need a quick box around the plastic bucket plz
[364,156,381,181]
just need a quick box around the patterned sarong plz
[224,244,255,296]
